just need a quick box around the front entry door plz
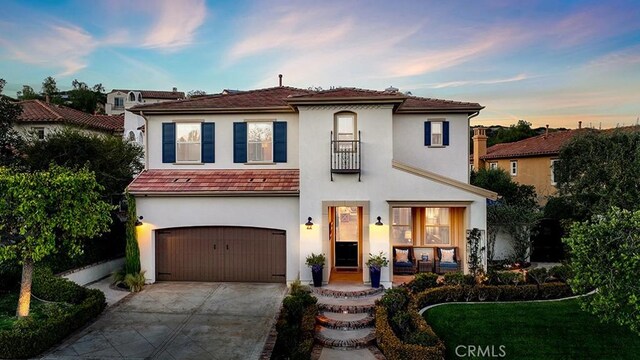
[331,206,362,268]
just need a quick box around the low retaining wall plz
[58,257,125,286]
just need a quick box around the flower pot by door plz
[312,267,323,287]
[369,267,381,288]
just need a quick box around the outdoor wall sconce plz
[375,216,383,226]
[135,216,144,227]
[305,217,314,229]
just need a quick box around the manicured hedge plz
[0,268,106,359]
[271,285,318,360]
[415,283,573,309]
[375,306,445,360]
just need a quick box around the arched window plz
[129,92,136,101]
[333,111,357,151]
[128,131,136,142]
[137,93,142,102]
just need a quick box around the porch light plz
[305,217,314,229]
[135,216,144,227]
[375,216,383,226]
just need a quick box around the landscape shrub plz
[548,264,573,283]
[0,268,106,359]
[375,306,445,360]
[492,271,525,285]
[378,287,410,316]
[538,282,574,299]
[271,283,318,360]
[406,273,439,293]
[526,268,549,285]
[443,271,475,286]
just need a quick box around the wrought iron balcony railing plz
[330,131,361,181]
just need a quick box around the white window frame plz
[551,159,559,185]
[175,122,201,163]
[114,97,124,109]
[31,127,45,140]
[423,207,450,245]
[247,121,273,163]
[510,160,518,176]
[430,121,444,147]
[334,112,357,152]
[392,208,413,245]
[489,162,498,170]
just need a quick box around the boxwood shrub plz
[0,268,106,359]
[271,284,318,360]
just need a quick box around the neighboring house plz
[105,88,186,147]
[127,86,496,287]
[472,127,585,205]
[15,100,123,139]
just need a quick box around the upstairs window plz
[424,120,449,147]
[490,162,498,170]
[114,97,124,109]
[176,123,201,162]
[137,93,142,102]
[129,92,136,101]
[551,159,559,185]
[247,122,273,162]
[510,160,518,176]
[334,112,357,151]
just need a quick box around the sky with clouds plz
[1,0,639,129]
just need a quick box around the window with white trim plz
[551,159,559,185]
[489,162,498,170]
[176,123,201,162]
[431,121,443,146]
[424,208,450,245]
[510,160,517,176]
[114,97,124,109]
[392,208,412,245]
[248,122,273,162]
[31,127,45,140]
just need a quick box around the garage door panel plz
[156,226,285,283]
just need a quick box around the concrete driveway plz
[42,282,287,360]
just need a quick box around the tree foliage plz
[564,208,640,333]
[124,193,141,275]
[41,76,59,98]
[0,79,24,168]
[67,79,106,114]
[0,165,112,316]
[187,89,207,98]
[17,85,39,100]
[555,128,640,221]
[471,168,540,262]
[23,128,144,196]
[488,120,539,147]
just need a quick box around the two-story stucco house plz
[105,88,186,146]
[126,86,496,287]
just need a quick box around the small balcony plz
[330,131,361,181]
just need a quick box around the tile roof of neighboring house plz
[128,86,483,114]
[127,169,300,195]
[129,86,313,113]
[110,89,186,100]
[481,130,586,160]
[18,100,124,132]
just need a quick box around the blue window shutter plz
[273,121,287,163]
[233,122,247,163]
[201,122,215,163]
[162,123,176,163]
[424,121,431,146]
[443,121,450,146]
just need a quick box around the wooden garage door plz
[155,227,286,283]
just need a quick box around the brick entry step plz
[310,285,386,360]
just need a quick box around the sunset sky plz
[1,0,639,129]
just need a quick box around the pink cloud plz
[141,0,206,51]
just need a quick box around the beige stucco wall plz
[486,156,557,204]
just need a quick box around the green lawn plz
[426,298,640,359]
[0,293,55,330]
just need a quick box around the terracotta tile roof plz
[129,86,313,113]
[482,130,586,159]
[127,169,300,195]
[111,89,186,100]
[129,86,483,114]
[18,100,124,132]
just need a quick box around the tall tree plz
[555,128,640,221]
[0,165,112,317]
[488,120,539,146]
[0,79,24,168]
[17,85,39,100]
[67,79,106,114]
[41,76,59,98]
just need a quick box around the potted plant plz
[305,253,326,287]
[366,252,389,288]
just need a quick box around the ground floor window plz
[390,206,465,247]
